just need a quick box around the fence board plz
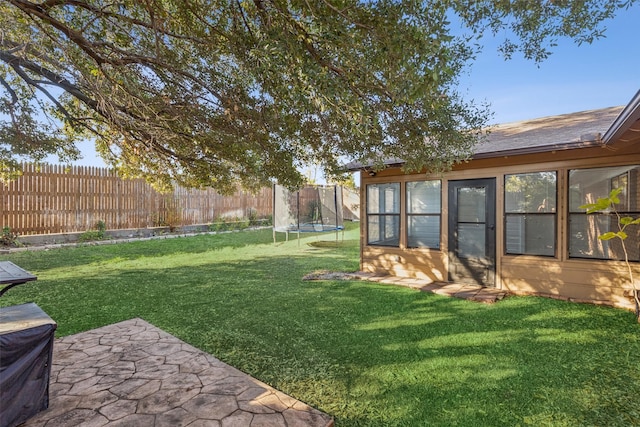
[1,164,358,236]
[0,164,274,236]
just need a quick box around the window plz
[569,166,640,261]
[406,180,441,248]
[367,183,400,246]
[504,172,557,256]
[611,172,630,211]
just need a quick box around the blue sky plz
[459,6,639,124]
[64,7,639,167]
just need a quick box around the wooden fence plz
[1,164,273,236]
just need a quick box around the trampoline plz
[273,184,344,243]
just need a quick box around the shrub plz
[234,217,250,230]
[581,188,640,322]
[0,226,19,247]
[209,218,228,232]
[247,208,259,226]
[209,216,254,232]
[78,220,107,242]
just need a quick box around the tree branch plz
[0,49,99,110]
[235,0,256,39]
[0,75,19,105]
[9,0,109,65]
[319,0,372,30]
[41,0,213,42]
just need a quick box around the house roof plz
[346,89,640,171]
[602,89,640,144]
[472,106,622,158]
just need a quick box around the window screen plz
[569,166,640,261]
[504,172,557,256]
[406,180,441,248]
[367,183,400,246]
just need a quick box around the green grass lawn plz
[2,223,639,426]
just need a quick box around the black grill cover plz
[0,303,56,427]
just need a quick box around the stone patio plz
[22,318,333,427]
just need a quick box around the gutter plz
[345,138,604,172]
[602,89,640,144]
[471,138,603,160]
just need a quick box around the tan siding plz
[362,246,447,282]
[501,257,634,307]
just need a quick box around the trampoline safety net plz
[273,184,344,233]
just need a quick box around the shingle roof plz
[345,105,626,171]
[473,106,623,158]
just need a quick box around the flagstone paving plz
[302,271,508,303]
[22,318,333,427]
[351,272,508,302]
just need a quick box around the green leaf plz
[598,232,618,241]
[581,197,613,213]
[609,187,623,199]
[1,0,635,191]
[621,217,635,225]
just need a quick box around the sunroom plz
[349,90,640,309]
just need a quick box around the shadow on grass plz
[2,230,639,426]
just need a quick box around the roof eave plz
[602,89,640,144]
[346,139,603,172]
[471,138,604,160]
[344,159,405,172]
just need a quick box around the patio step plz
[351,272,508,303]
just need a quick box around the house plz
[347,90,640,309]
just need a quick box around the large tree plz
[0,0,634,191]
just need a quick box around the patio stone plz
[99,399,138,420]
[137,387,201,414]
[77,390,119,410]
[250,412,287,426]
[181,394,238,419]
[353,273,508,303]
[106,414,156,426]
[221,410,254,426]
[155,407,197,427]
[21,318,333,427]
[41,408,109,427]
[112,378,159,399]
[453,285,482,299]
